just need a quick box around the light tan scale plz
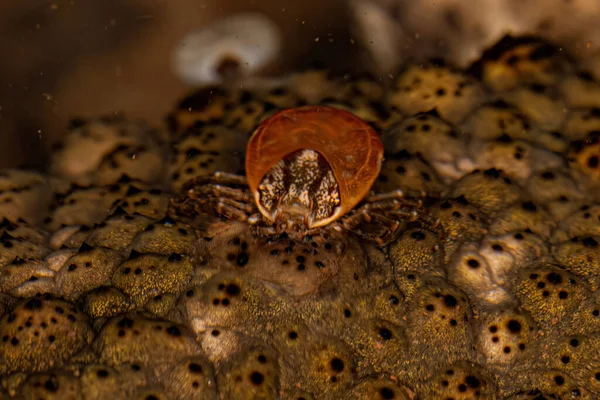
[523,168,587,221]
[451,168,524,216]
[92,315,202,368]
[513,264,592,329]
[414,361,497,399]
[170,125,247,191]
[563,108,600,141]
[401,279,476,381]
[552,236,600,290]
[390,63,486,124]
[560,71,600,109]
[568,134,600,183]
[536,334,600,394]
[554,204,600,242]
[467,137,563,181]
[473,307,537,366]
[44,180,153,232]
[0,169,55,226]
[167,86,236,135]
[50,116,168,187]
[382,111,472,182]
[461,100,568,153]
[372,150,447,198]
[488,201,556,241]
[469,34,573,92]
[497,84,567,131]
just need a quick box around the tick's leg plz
[362,188,426,203]
[388,208,441,229]
[214,199,252,221]
[341,193,441,247]
[250,224,278,237]
[181,172,248,191]
[213,171,249,185]
[358,190,426,215]
[170,176,255,223]
[186,183,254,204]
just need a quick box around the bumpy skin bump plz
[555,204,600,241]
[92,315,202,367]
[153,355,218,400]
[192,222,345,296]
[382,111,471,182]
[468,137,563,181]
[170,124,247,191]
[462,100,533,141]
[217,344,281,400]
[344,376,411,400]
[414,361,497,399]
[451,168,524,215]
[568,134,600,182]
[279,336,358,400]
[167,86,233,135]
[561,72,600,109]
[470,35,572,92]
[0,169,55,226]
[78,363,152,400]
[82,286,131,319]
[523,168,586,220]
[553,236,600,290]
[50,116,169,186]
[70,213,154,251]
[535,334,600,394]
[488,201,556,240]
[513,264,591,330]
[179,272,278,340]
[390,63,485,124]
[0,218,48,246]
[447,241,514,306]
[499,84,567,131]
[388,225,444,278]
[373,150,446,196]
[473,307,536,366]
[0,233,50,267]
[564,107,600,140]
[0,296,93,375]
[111,252,193,307]
[44,180,154,231]
[402,279,476,381]
[429,196,489,262]
[110,187,171,220]
[54,245,124,300]
[16,370,81,400]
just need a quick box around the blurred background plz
[2,0,600,169]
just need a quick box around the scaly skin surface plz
[1,35,600,399]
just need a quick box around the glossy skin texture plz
[246,106,384,229]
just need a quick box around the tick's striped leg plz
[186,183,254,204]
[181,172,249,192]
[170,174,256,224]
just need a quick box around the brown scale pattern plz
[2,33,600,399]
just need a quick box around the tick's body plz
[171,106,436,245]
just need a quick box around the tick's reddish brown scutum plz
[245,105,384,228]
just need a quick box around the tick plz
[171,105,437,245]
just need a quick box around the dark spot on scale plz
[330,358,344,372]
[444,295,458,307]
[250,371,264,385]
[236,253,249,267]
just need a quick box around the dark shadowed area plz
[0,0,359,169]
